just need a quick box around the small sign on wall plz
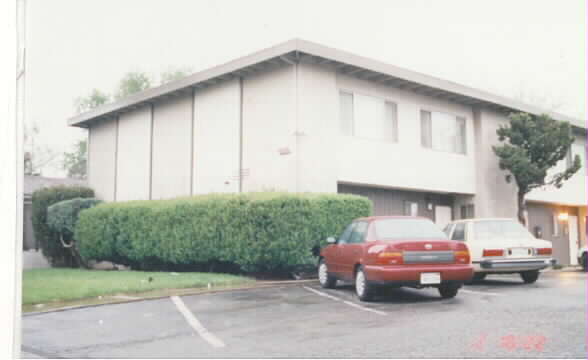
[278,147,291,156]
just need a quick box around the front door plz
[569,215,579,265]
[435,206,453,229]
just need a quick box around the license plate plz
[420,272,441,285]
[510,248,529,257]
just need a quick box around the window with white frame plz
[339,91,398,142]
[420,110,467,154]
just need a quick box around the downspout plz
[190,87,195,195]
[239,77,244,193]
[295,52,300,193]
[148,103,154,200]
[113,116,119,201]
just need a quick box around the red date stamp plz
[472,334,546,352]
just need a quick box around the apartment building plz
[68,39,586,265]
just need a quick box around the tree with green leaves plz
[74,89,110,114]
[62,139,87,179]
[24,122,58,176]
[115,71,151,99]
[493,112,581,225]
[160,67,192,84]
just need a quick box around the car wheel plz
[520,270,540,284]
[582,254,587,272]
[438,284,460,299]
[318,259,337,289]
[355,266,374,302]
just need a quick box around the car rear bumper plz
[364,264,474,286]
[474,258,555,273]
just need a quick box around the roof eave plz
[68,38,585,130]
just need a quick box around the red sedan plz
[318,216,474,301]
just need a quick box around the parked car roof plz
[448,218,518,223]
[355,215,430,222]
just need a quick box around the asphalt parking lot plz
[22,270,586,358]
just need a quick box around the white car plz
[443,218,555,283]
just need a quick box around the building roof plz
[68,38,584,130]
[24,175,87,196]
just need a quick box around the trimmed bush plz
[46,198,102,268]
[47,198,103,235]
[32,185,94,267]
[76,192,372,272]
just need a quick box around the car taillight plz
[536,248,552,256]
[483,249,504,257]
[376,251,404,265]
[454,250,471,264]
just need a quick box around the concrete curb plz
[23,279,318,317]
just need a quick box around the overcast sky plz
[25,0,586,177]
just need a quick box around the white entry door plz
[569,215,579,265]
[435,206,453,228]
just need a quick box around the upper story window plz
[339,91,398,142]
[420,110,467,154]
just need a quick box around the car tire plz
[520,270,540,284]
[355,266,374,302]
[438,284,460,299]
[582,253,587,272]
[318,259,337,289]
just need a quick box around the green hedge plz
[47,198,102,236]
[75,192,372,272]
[32,185,95,267]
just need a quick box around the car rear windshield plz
[374,218,447,240]
[473,220,534,241]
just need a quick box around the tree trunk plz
[517,191,527,226]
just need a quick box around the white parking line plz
[170,296,226,348]
[302,286,387,316]
[461,289,502,296]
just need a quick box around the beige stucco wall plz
[334,72,477,195]
[193,79,240,194]
[242,65,297,192]
[472,109,519,218]
[151,93,193,199]
[88,117,117,201]
[115,105,151,201]
[475,109,586,219]
[296,63,339,193]
[527,135,587,206]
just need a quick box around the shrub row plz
[47,198,103,236]
[75,192,372,272]
[32,185,95,267]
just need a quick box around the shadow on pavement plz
[332,284,447,304]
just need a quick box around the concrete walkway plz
[22,250,50,270]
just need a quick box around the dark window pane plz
[452,223,466,241]
[338,223,355,244]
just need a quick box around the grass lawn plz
[23,268,254,306]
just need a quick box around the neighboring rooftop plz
[68,38,584,130]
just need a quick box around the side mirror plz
[327,237,336,244]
